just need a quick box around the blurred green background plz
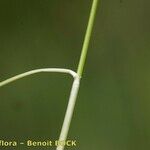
[0,0,150,149]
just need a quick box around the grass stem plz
[77,0,99,77]
[0,1,99,150]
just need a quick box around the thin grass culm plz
[57,0,99,150]
[0,0,99,150]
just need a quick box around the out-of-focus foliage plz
[0,0,150,149]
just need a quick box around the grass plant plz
[0,0,99,150]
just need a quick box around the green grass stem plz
[77,0,99,77]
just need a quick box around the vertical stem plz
[77,0,99,77]
[57,0,99,150]
[56,77,80,150]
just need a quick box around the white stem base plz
[56,76,80,150]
